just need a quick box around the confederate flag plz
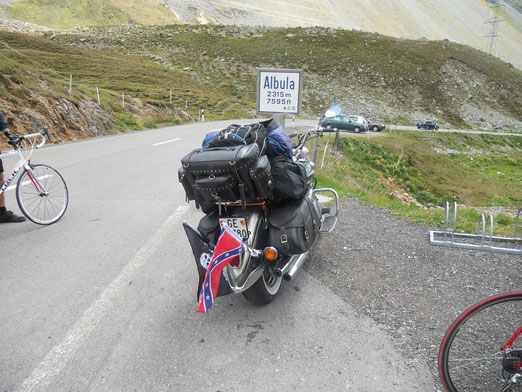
[197,225,244,313]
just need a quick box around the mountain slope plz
[0,24,520,146]
[161,0,522,68]
[1,0,520,68]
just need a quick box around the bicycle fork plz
[22,164,49,196]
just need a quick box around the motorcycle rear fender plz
[223,206,267,293]
[184,206,269,294]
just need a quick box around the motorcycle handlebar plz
[292,127,324,151]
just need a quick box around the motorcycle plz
[180,119,339,309]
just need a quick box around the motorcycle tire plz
[242,263,282,306]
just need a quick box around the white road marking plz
[152,138,181,146]
[5,175,52,192]
[16,205,190,392]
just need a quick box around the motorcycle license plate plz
[219,217,249,240]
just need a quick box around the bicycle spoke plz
[16,165,68,225]
[439,293,522,392]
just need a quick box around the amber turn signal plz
[263,246,278,260]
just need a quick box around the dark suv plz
[416,120,439,130]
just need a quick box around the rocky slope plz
[163,0,522,69]
[1,0,521,69]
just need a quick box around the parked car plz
[417,120,439,130]
[348,115,369,130]
[320,114,366,133]
[365,119,386,132]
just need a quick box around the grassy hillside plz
[0,24,520,136]
[0,29,252,144]
[47,24,522,129]
[313,131,521,236]
[3,0,179,29]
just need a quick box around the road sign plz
[257,68,302,115]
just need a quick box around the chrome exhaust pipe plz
[273,254,298,277]
[283,251,309,281]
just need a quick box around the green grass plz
[314,132,521,236]
[0,30,252,137]
[0,24,520,136]
[47,24,521,126]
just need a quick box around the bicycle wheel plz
[16,164,69,225]
[439,292,522,392]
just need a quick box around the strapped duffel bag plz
[270,155,308,200]
[205,122,269,153]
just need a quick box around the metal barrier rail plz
[429,202,522,255]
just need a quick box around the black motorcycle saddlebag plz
[268,197,320,255]
[178,166,195,201]
[195,174,239,204]
[249,155,273,200]
[180,143,261,206]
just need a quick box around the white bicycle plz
[0,128,69,225]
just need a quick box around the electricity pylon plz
[484,2,503,56]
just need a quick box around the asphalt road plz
[2,120,437,392]
[289,119,521,136]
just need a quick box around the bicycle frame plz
[502,326,522,391]
[439,291,522,392]
[0,132,48,196]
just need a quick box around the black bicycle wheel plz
[16,164,69,225]
[438,292,522,392]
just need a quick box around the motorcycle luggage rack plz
[313,188,339,233]
[429,202,522,255]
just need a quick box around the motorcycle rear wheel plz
[242,263,282,306]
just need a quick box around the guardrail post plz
[515,208,522,239]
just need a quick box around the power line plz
[0,40,184,106]
[0,39,66,78]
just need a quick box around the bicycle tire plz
[16,164,69,225]
[438,291,522,392]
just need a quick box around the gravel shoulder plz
[306,197,521,389]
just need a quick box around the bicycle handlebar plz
[4,128,48,149]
